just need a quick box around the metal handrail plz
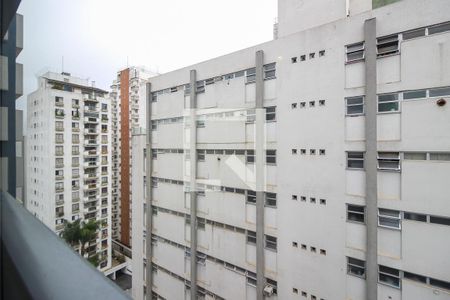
[1,191,130,300]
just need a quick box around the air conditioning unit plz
[263,285,274,297]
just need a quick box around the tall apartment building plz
[109,67,156,247]
[132,0,450,299]
[1,12,23,199]
[26,72,112,270]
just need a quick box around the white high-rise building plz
[131,0,450,299]
[26,71,112,270]
[109,67,157,250]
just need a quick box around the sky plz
[16,0,277,113]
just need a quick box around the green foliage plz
[60,219,99,257]
[88,254,100,267]
[373,0,401,9]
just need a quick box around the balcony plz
[55,187,64,193]
[84,206,99,214]
[72,151,80,156]
[55,175,64,180]
[0,192,129,299]
[84,150,98,157]
[84,161,99,168]
[55,110,65,119]
[55,139,64,144]
[72,197,80,203]
[83,93,98,102]
[84,195,98,203]
[55,127,64,132]
[84,106,99,114]
[55,199,64,206]
[72,162,80,167]
[55,211,64,218]
[72,127,80,132]
[85,183,98,191]
[55,151,64,156]
[84,117,99,124]
[84,173,98,180]
[72,114,80,120]
[55,101,64,107]
[85,140,99,146]
[85,128,98,135]
[72,103,80,109]
[56,163,64,168]
[72,185,80,191]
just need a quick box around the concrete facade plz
[132,0,450,299]
[26,72,113,271]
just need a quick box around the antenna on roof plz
[61,56,64,73]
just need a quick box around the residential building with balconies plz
[109,66,157,249]
[26,71,113,271]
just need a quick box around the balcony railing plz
[0,192,130,299]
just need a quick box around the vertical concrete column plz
[364,18,378,300]
[145,82,153,300]
[255,50,266,300]
[189,70,198,299]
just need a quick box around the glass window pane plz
[378,102,399,112]
[429,87,450,97]
[402,28,426,40]
[404,152,427,160]
[403,90,426,99]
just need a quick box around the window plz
[246,190,256,204]
[55,121,64,130]
[430,153,450,161]
[378,93,399,112]
[402,28,425,40]
[265,192,277,207]
[377,152,400,171]
[377,35,399,57]
[72,169,79,177]
[345,96,364,115]
[72,157,79,166]
[196,120,205,128]
[378,265,400,288]
[265,106,276,121]
[197,150,205,161]
[246,68,256,83]
[429,215,450,226]
[247,231,256,244]
[347,152,364,169]
[403,90,426,100]
[291,57,297,63]
[55,134,64,143]
[378,208,401,229]
[196,81,205,94]
[429,278,450,290]
[319,50,325,57]
[403,152,426,160]
[428,22,450,35]
[246,271,257,286]
[346,42,364,62]
[246,109,255,123]
[347,257,365,278]
[266,150,276,164]
[55,146,63,155]
[403,272,427,284]
[347,204,365,223]
[246,150,255,164]
[265,235,277,251]
[300,55,306,61]
[309,52,315,59]
[403,212,426,222]
[264,63,276,80]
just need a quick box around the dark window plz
[347,205,365,223]
[347,257,365,278]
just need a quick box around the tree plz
[60,219,100,265]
